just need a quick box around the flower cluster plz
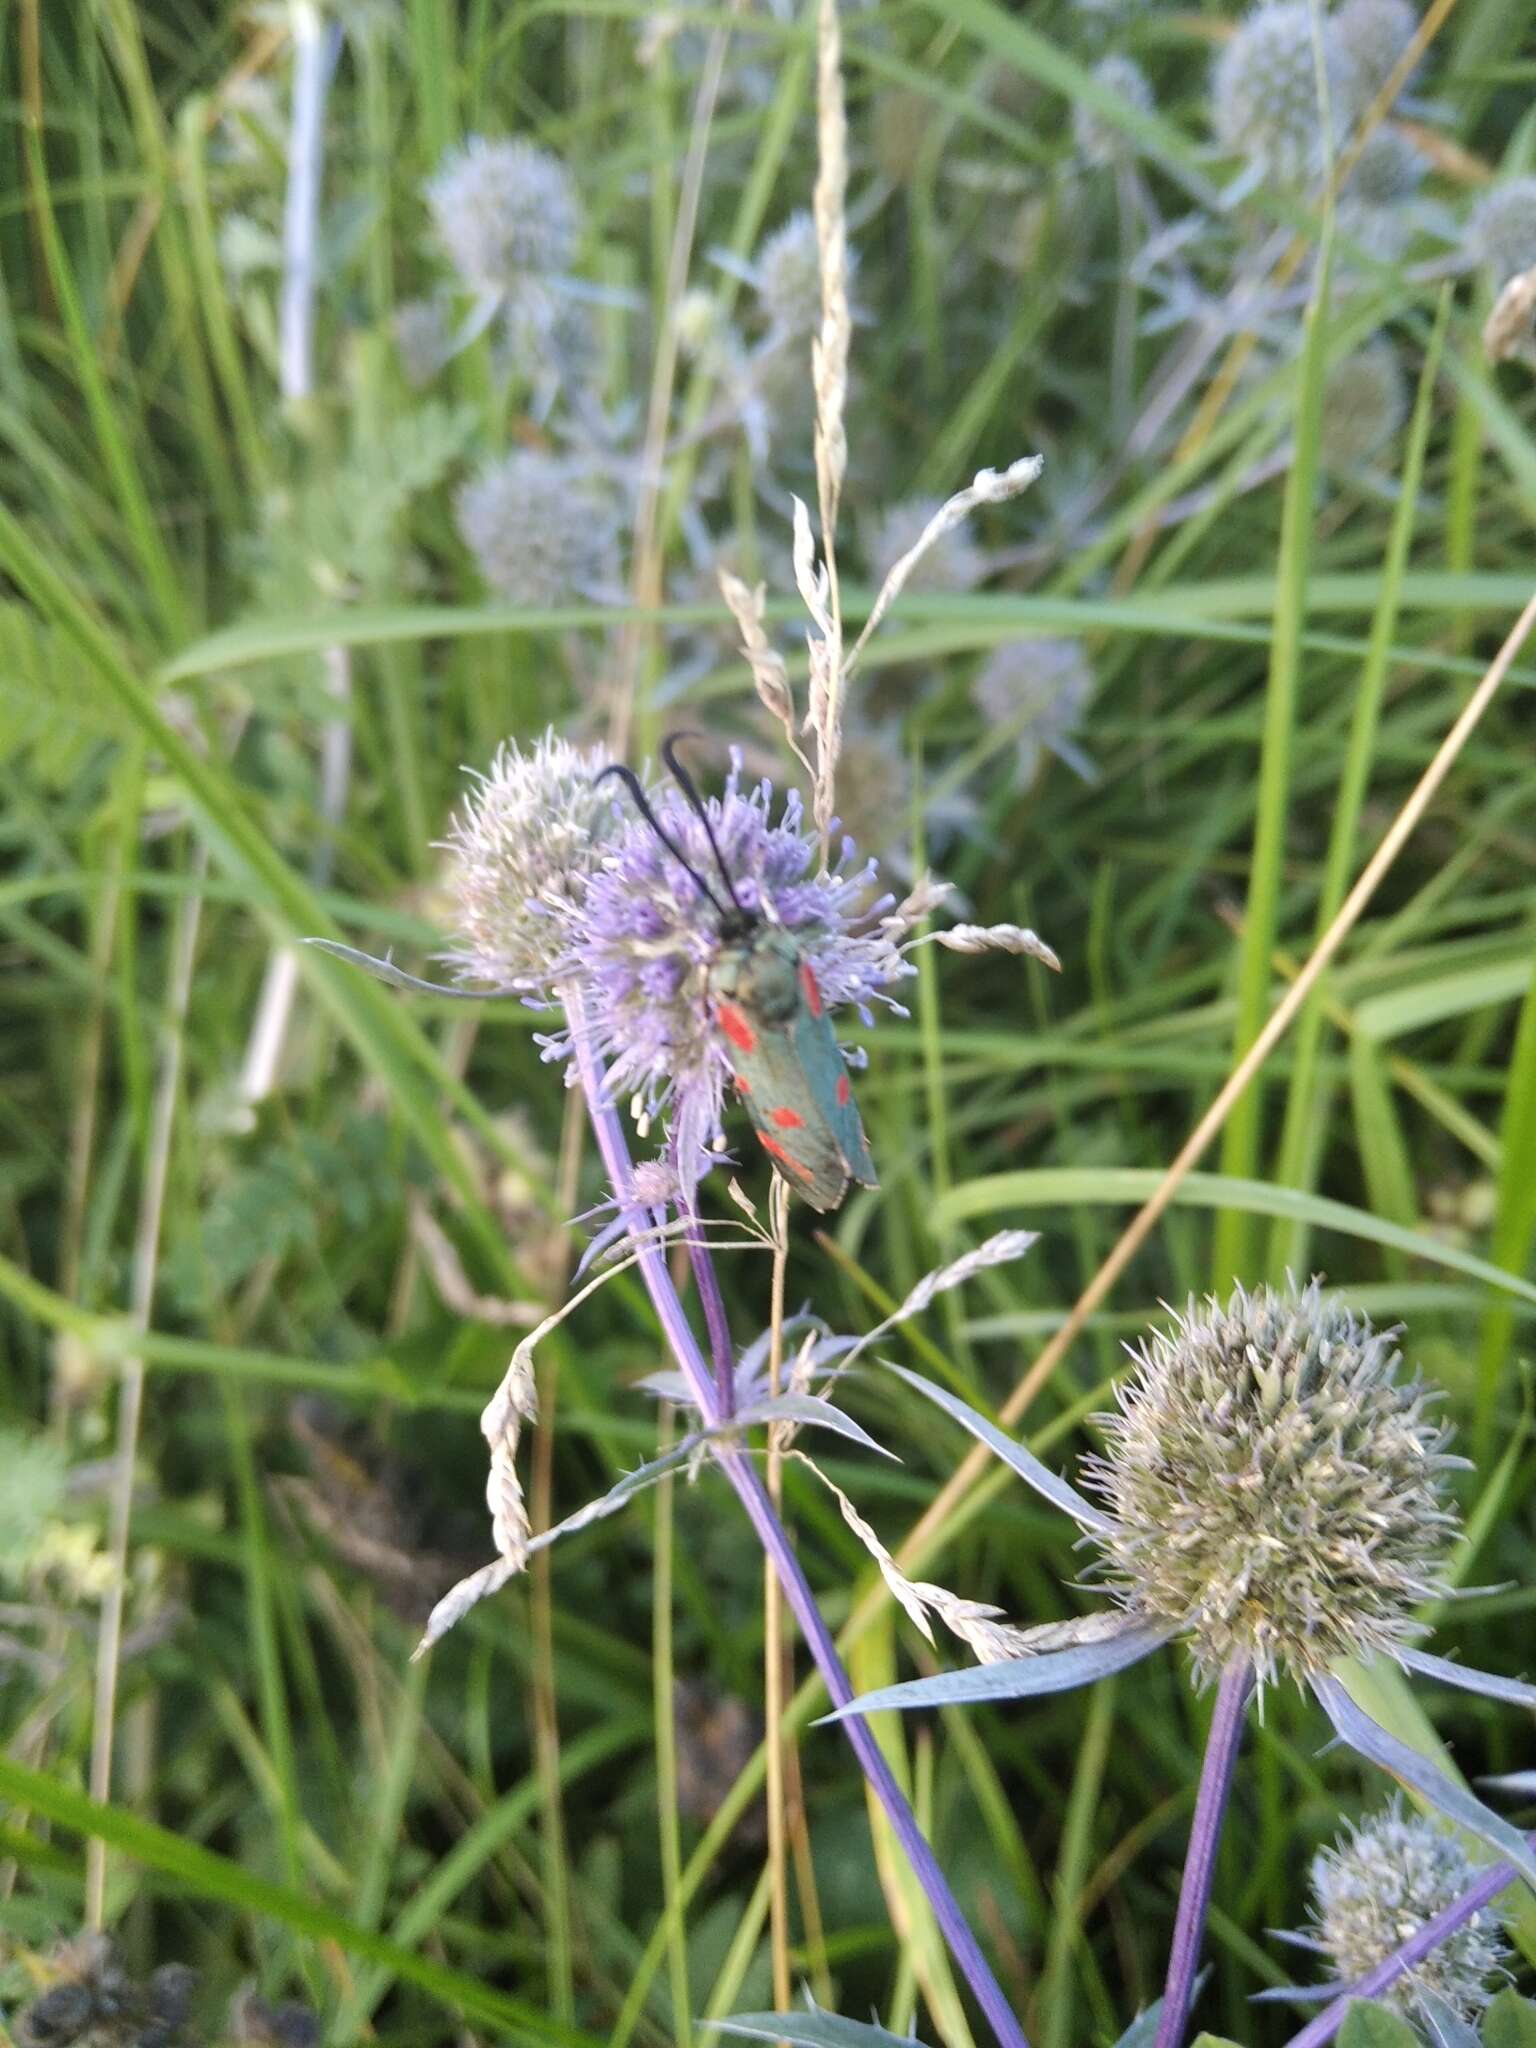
[1322,340,1408,469]
[454,451,621,605]
[1470,176,1536,290]
[1083,1280,1459,1683]
[1211,2,1356,187]
[1308,1800,1510,2022]
[564,757,912,1186]
[1073,55,1153,170]
[972,638,1097,785]
[426,137,580,298]
[442,734,621,994]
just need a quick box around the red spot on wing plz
[716,1001,757,1053]
[799,962,823,1017]
[733,1070,751,1094]
[757,1130,814,1181]
[770,1105,806,1130]
[836,1072,851,1106]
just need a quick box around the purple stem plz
[1283,1840,1534,2048]
[564,996,1029,2048]
[1153,1657,1255,2048]
[677,1172,736,1419]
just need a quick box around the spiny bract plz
[1084,1280,1461,1684]
[1310,1799,1510,2022]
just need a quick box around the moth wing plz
[792,997,877,1192]
[731,1021,852,1213]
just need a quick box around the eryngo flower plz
[1306,1799,1510,2024]
[1470,176,1536,290]
[1085,1281,1457,1684]
[1073,55,1154,169]
[566,754,911,1187]
[865,496,987,595]
[1212,3,1357,187]
[833,1279,1536,1905]
[1322,340,1408,468]
[426,137,580,297]
[1333,0,1423,108]
[754,211,824,343]
[455,451,621,605]
[972,638,1096,785]
[442,733,619,995]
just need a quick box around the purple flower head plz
[562,753,912,1189]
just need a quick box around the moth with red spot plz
[597,739,877,1213]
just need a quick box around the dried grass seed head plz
[1470,176,1536,289]
[1310,1798,1510,2022]
[442,733,620,995]
[1084,1280,1461,1685]
[455,451,621,605]
[426,137,581,297]
[1212,3,1357,186]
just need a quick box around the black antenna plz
[660,733,748,919]
[593,762,729,920]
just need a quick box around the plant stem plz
[1152,1658,1254,2048]
[564,996,1029,2048]
[1284,1842,1533,2048]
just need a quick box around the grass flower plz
[1302,1800,1510,2026]
[454,451,621,605]
[1211,3,1356,188]
[425,137,580,298]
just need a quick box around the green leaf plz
[1482,1989,1536,2048]
[1337,2002,1424,2048]
[933,1169,1536,1308]
[714,2009,922,2048]
[0,1756,597,2048]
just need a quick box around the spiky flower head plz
[1212,4,1357,186]
[442,734,619,996]
[1322,339,1408,467]
[1083,1280,1460,1686]
[1342,125,1427,233]
[1073,55,1155,169]
[1333,0,1423,108]
[455,451,621,605]
[426,138,580,297]
[866,497,987,595]
[566,755,911,1187]
[753,210,857,344]
[972,638,1096,785]
[1309,1799,1510,2022]
[1469,176,1536,290]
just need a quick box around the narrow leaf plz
[1398,1649,1536,1710]
[819,1620,1170,1721]
[714,2012,921,2048]
[734,1392,899,1459]
[1311,1674,1536,1893]
[879,1361,1111,1530]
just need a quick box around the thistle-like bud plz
[1211,3,1357,187]
[865,496,987,595]
[455,452,621,606]
[1322,340,1408,468]
[1333,0,1423,109]
[754,211,847,344]
[1469,176,1536,291]
[1073,55,1154,169]
[442,734,619,995]
[1310,1799,1510,2023]
[1084,1280,1460,1685]
[972,637,1095,785]
[426,137,581,297]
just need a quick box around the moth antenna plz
[593,763,729,919]
[660,733,749,919]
